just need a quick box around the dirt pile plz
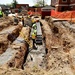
[1,15,75,75]
[0,27,30,69]
[0,25,22,54]
[43,17,75,75]
[0,34,8,54]
[7,25,22,42]
[40,20,52,53]
[0,67,47,75]
[19,10,28,16]
[0,16,14,31]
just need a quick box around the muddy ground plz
[0,16,75,75]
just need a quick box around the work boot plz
[34,47,37,50]
[33,46,37,50]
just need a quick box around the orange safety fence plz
[51,10,61,17]
[27,11,33,15]
[56,11,75,19]
[28,11,41,16]
[51,10,75,23]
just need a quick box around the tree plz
[33,0,47,7]
[6,3,12,7]
[12,0,18,8]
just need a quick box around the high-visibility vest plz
[0,11,3,15]
[31,32,36,39]
[33,24,36,27]
[33,29,37,34]
[32,24,37,29]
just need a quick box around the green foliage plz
[12,0,18,8]
[6,3,12,7]
[34,0,47,7]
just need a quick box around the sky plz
[0,0,51,6]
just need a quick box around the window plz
[62,0,67,2]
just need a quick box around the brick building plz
[51,0,75,11]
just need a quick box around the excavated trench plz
[0,25,22,54]
[0,16,33,70]
[44,17,75,75]
[40,18,75,75]
[0,17,57,71]
[0,17,14,31]
[0,16,31,69]
[1,15,75,75]
[0,15,48,75]
[0,16,17,54]
[24,21,47,70]
[0,26,30,69]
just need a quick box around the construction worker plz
[21,16,25,26]
[31,29,37,49]
[32,23,37,30]
[31,23,37,49]
[14,16,19,25]
[0,10,3,18]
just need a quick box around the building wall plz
[70,0,75,4]
[59,0,70,4]
[70,0,75,10]
[56,6,69,11]
[51,0,59,6]
[16,4,29,10]
[29,7,41,12]
[70,5,75,10]
[41,11,51,19]
[51,0,75,11]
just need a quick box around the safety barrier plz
[51,10,61,18]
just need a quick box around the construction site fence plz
[51,10,75,17]
[51,10,61,17]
